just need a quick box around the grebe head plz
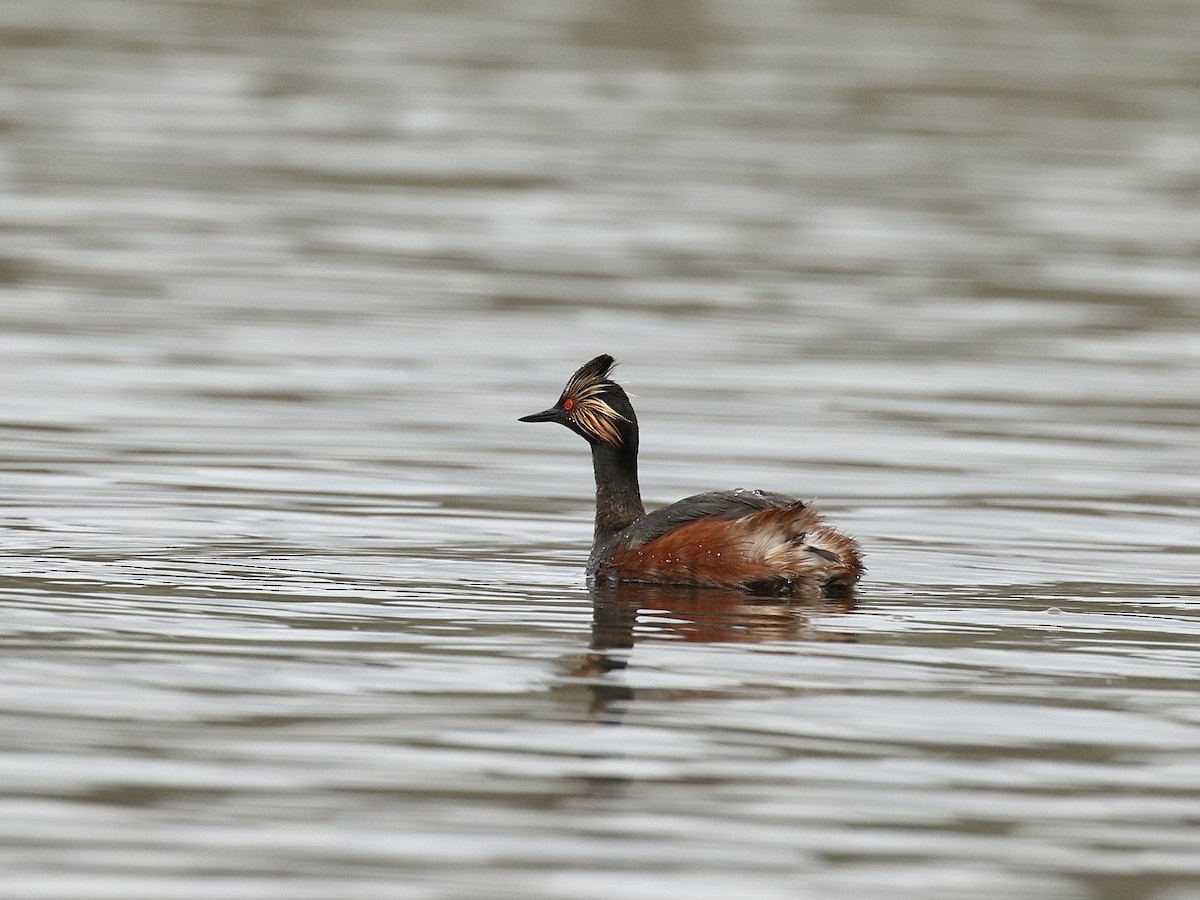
[519,354,638,450]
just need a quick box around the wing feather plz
[590,489,863,595]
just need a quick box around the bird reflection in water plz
[569,580,857,725]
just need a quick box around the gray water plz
[2,1,1199,898]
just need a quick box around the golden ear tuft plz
[560,354,626,446]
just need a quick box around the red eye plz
[563,398,574,411]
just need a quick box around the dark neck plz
[590,440,645,549]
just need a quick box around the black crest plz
[560,354,628,447]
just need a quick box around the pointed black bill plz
[519,407,560,423]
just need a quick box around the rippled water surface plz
[2,1,1199,898]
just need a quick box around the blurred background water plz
[1,1,1199,898]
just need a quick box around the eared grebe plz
[519,354,863,597]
